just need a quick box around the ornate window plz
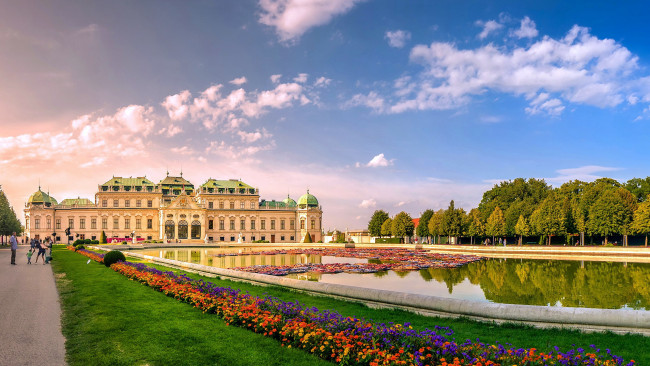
[165,220,175,239]
[136,200,141,208]
[311,220,315,230]
[125,199,130,208]
[147,219,153,229]
[69,218,74,229]
[113,199,119,208]
[125,218,130,230]
[178,220,188,239]
[191,220,201,239]
[219,220,224,230]
[229,219,235,230]
[136,218,141,229]
[91,218,97,229]
[281,220,285,230]
[251,220,256,230]
[240,219,245,230]
[80,218,86,229]
[271,220,275,230]
[56,219,61,229]
[113,217,119,229]
[102,218,108,229]
[290,220,295,230]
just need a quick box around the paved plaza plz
[0,245,66,366]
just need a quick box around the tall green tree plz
[466,208,485,245]
[514,215,530,245]
[391,211,414,239]
[367,210,389,237]
[441,200,465,244]
[478,178,550,235]
[530,192,567,245]
[416,209,434,242]
[631,201,650,247]
[485,206,506,242]
[588,188,632,245]
[380,218,392,237]
[427,209,444,244]
[625,177,650,203]
[0,189,22,242]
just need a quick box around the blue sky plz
[2,0,650,229]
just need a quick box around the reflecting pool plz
[138,247,650,310]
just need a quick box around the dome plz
[297,190,318,208]
[282,195,297,207]
[27,189,58,206]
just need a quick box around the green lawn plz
[52,246,647,365]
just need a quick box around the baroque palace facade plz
[24,173,323,243]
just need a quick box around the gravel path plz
[0,245,66,366]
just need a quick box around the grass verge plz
[53,246,647,364]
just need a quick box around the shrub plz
[75,245,85,251]
[84,239,92,244]
[99,231,107,244]
[103,250,126,267]
[92,240,99,244]
[121,241,128,245]
[303,232,313,243]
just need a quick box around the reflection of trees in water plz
[420,259,650,309]
[373,270,389,278]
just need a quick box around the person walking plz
[34,239,46,264]
[10,232,18,265]
[27,249,33,264]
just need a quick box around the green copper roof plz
[101,177,155,187]
[201,179,254,189]
[27,189,58,205]
[297,191,319,208]
[159,175,194,188]
[260,200,287,208]
[59,198,94,206]
[283,195,297,207]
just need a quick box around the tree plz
[368,210,389,237]
[441,200,465,244]
[514,215,530,245]
[391,211,414,239]
[0,189,21,242]
[466,208,485,245]
[416,209,434,242]
[631,201,650,247]
[485,206,506,243]
[427,209,444,244]
[303,232,312,243]
[625,177,650,203]
[380,218,392,237]
[99,230,107,244]
[588,189,631,245]
[530,192,567,245]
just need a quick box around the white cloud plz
[385,30,411,48]
[161,90,191,120]
[293,73,308,83]
[237,128,272,143]
[230,76,247,85]
[366,153,394,168]
[512,16,538,39]
[479,115,503,123]
[358,198,376,208]
[545,165,622,184]
[270,74,282,83]
[314,76,332,87]
[371,23,641,116]
[345,91,385,113]
[395,201,407,207]
[258,0,365,43]
[475,20,503,40]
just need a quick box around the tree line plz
[368,177,650,246]
[0,188,22,244]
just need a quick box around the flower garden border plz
[72,246,635,365]
[108,247,650,336]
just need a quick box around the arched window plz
[300,219,305,230]
[191,220,201,239]
[178,220,188,239]
[165,220,175,239]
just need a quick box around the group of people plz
[27,237,51,264]
[483,237,507,246]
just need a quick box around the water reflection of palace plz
[153,248,324,271]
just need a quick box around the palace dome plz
[27,189,58,206]
[283,195,297,207]
[297,191,318,208]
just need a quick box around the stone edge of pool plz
[108,248,650,336]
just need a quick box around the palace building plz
[24,173,323,243]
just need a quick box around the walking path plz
[0,245,66,365]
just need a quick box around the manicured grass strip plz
[52,247,332,366]
[69,247,637,365]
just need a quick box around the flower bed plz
[69,247,634,366]
[229,248,484,276]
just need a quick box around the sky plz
[2,0,650,230]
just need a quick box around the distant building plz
[24,173,322,243]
